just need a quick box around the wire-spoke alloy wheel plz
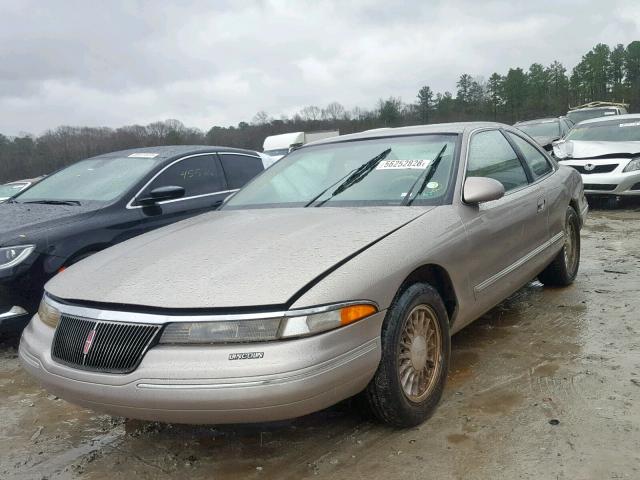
[563,216,578,275]
[398,305,443,403]
[538,205,580,287]
[364,283,450,427]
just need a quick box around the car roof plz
[576,113,640,126]
[570,106,621,112]
[307,122,507,146]
[91,145,259,162]
[515,117,560,125]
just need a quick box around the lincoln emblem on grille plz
[83,328,97,356]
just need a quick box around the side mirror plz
[463,177,505,204]
[138,185,185,206]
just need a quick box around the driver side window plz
[138,154,226,202]
[467,130,529,192]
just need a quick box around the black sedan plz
[0,145,266,331]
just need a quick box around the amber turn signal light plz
[340,304,377,325]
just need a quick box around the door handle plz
[537,198,546,213]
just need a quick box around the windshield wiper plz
[22,200,82,206]
[401,144,447,206]
[306,148,392,208]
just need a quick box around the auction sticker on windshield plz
[376,159,431,170]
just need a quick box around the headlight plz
[158,303,377,344]
[623,158,640,173]
[38,295,61,328]
[0,245,35,270]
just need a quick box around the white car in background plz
[554,114,640,208]
[566,102,628,125]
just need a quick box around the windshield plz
[565,119,640,142]
[15,157,158,203]
[517,121,560,138]
[567,108,618,124]
[224,134,458,209]
[0,182,28,198]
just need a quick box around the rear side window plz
[139,154,226,201]
[506,132,553,179]
[219,154,264,189]
[467,130,529,192]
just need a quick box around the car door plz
[504,130,564,244]
[130,153,231,232]
[217,152,265,192]
[458,128,549,312]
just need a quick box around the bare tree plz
[299,105,322,121]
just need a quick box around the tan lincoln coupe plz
[20,122,587,427]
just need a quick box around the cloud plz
[0,0,638,135]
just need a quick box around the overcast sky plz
[1,0,639,136]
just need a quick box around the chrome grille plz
[52,315,161,374]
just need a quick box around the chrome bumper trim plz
[0,305,28,320]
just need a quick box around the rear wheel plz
[365,283,450,427]
[538,206,580,287]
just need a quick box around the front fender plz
[288,207,472,328]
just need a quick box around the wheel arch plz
[396,264,458,324]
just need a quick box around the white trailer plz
[262,131,339,160]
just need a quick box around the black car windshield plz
[224,134,458,209]
[517,121,560,138]
[565,119,640,142]
[567,108,618,124]
[15,157,158,203]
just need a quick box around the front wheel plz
[364,283,450,427]
[538,206,580,287]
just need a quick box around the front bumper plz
[19,311,384,424]
[560,160,640,196]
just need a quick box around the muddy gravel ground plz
[1,205,639,480]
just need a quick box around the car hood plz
[531,135,560,148]
[0,202,100,246]
[47,206,433,309]
[553,140,640,160]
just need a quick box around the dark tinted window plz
[506,132,553,179]
[139,154,225,201]
[220,154,264,189]
[467,130,528,192]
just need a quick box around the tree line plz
[2,41,639,183]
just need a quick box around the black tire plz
[538,206,580,287]
[364,283,450,427]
